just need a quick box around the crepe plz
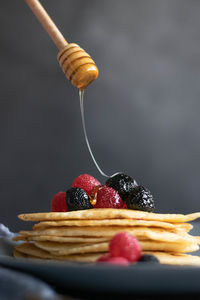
[15,242,200,265]
[33,219,192,232]
[18,226,197,243]
[18,209,200,223]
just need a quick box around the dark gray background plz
[1,0,200,231]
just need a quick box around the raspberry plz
[105,257,130,266]
[97,253,111,262]
[97,254,129,266]
[93,186,125,209]
[66,187,92,211]
[109,232,141,262]
[72,174,101,195]
[51,192,67,212]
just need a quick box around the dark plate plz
[0,224,200,296]
[1,254,200,295]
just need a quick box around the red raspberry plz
[93,186,124,209]
[104,257,130,266]
[97,254,129,266]
[109,232,141,262]
[97,253,111,262]
[72,174,101,195]
[51,192,67,212]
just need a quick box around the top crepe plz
[18,208,200,223]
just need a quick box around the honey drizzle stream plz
[79,89,109,178]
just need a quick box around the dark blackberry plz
[105,173,137,202]
[126,185,155,212]
[138,254,160,263]
[66,187,92,211]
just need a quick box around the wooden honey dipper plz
[25,0,99,90]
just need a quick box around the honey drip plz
[79,89,109,178]
[89,185,103,206]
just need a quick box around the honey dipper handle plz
[25,0,68,49]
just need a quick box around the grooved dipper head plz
[57,43,99,90]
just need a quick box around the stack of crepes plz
[14,208,200,265]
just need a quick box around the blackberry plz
[138,254,160,263]
[126,185,155,212]
[105,173,137,202]
[66,187,92,211]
